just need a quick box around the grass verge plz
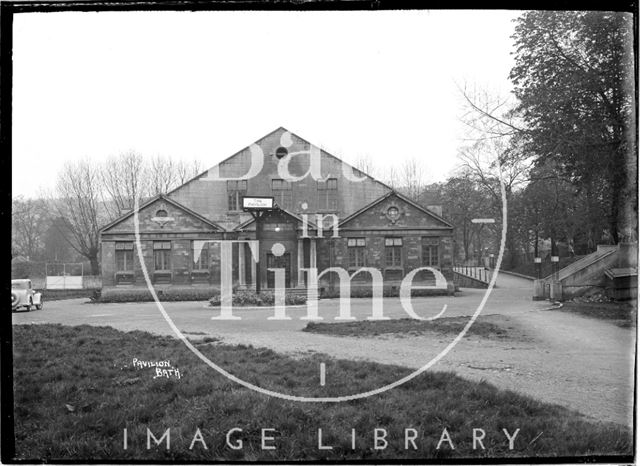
[303,315,522,340]
[12,324,631,461]
[559,301,636,328]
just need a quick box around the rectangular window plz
[227,180,247,211]
[422,237,440,267]
[272,179,292,209]
[192,242,210,270]
[347,237,366,268]
[318,177,338,210]
[115,242,134,271]
[153,241,172,271]
[384,237,403,267]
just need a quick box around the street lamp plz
[551,255,559,278]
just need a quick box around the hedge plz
[318,286,451,298]
[98,287,217,303]
[209,290,307,307]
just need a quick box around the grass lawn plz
[559,301,637,328]
[303,315,524,341]
[11,324,631,461]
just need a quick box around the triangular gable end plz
[166,126,393,197]
[100,195,225,234]
[339,191,454,230]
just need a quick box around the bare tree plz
[456,84,533,267]
[381,165,400,190]
[12,196,47,260]
[100,151,148,221]
[147,155,183,196]
[457,83,531,201]
[146,156,203,195]
[354,155,377,179]
[457,81,526,141]
[175,159,203,187]
[48,161,104,274]
[397,158,426,201]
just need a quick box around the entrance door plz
[266,253,291,289]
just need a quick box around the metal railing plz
[453,266,490,283]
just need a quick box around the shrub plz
[41,289,98,301]
[319,286,449,299]
[209,290,306,307]
[99,287,216,303]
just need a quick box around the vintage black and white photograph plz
[4,2,637,463]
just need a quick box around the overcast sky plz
[12,9,520,198]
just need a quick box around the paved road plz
[13,272,635,427]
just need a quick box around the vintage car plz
[11,279,43,311]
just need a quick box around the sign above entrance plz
[242,196,275,211]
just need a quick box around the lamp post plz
[551,255,559,279]
[534,256,542,279]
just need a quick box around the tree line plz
[12,155,202,275]
[360,11,636,268]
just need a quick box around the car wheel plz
[36,300,43,311]
[26,298,33,312]
[11,292,19,311]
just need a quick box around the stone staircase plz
[533,243,637,300]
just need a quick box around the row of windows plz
[226,178,338,211]
[115,236,440,272]
[347,237,440,268]
[115,241,213,273]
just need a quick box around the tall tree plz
[12,197,47,260]
[100,151,148,222]
[510,11,636,243]
[397,158,426,201]
[439,176,494,261]
[49,161,104,274]
[43,216,75,262]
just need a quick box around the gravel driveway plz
[13,272,635,427]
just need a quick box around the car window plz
[11,281,28,290]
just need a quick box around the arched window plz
[155,209,168,218]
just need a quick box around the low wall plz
[453,272,489,289]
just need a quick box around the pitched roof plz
[339,190,454,229]
[166,126,393,197]
[100,194,225,234]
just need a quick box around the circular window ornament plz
[386,206,400,223]
[275,147,288,159]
